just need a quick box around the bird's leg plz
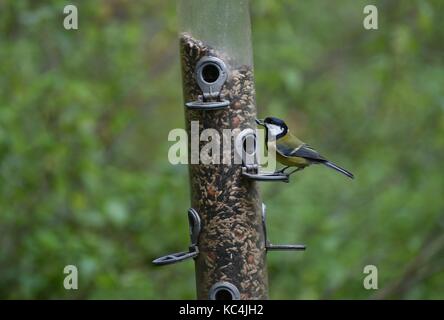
[286,167,303,176]
[276,166,289,174]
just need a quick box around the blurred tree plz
[0,0,442,299]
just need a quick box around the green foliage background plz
[0,0,443,299]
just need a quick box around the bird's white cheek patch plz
[268,124,283,137]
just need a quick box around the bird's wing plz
[277,142,326,162]
[292,144,326,161]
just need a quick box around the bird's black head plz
[264,117,287,128]
[257,117,288,139]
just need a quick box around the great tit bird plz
[256,117,354,179]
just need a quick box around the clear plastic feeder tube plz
[177,0,268,300]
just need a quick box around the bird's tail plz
[323,161,354,179]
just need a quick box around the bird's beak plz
[255,119,265,126]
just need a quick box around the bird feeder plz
[153,0,305,300]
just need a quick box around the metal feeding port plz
[235,128,289,182]
[261,203,306,252]
[152,208,201,266]
[185,56,230,110]
[209,282,241,300]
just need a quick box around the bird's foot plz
[286,167,303,176]
[277,166,289,174]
